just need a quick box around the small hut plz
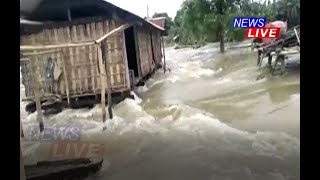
[20,0,166,121]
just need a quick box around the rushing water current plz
[21,42,300,180]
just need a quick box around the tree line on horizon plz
[152,0,300,53]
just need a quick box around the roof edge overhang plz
[20,0,166,34]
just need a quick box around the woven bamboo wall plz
[20,19,128,98]
[151,31,162,65]
[136,27,155,77]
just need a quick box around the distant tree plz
[168,0,300,49]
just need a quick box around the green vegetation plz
[156,0,300,52]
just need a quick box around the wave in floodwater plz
[21,42,300,180]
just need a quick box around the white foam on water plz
[131,91,142,103]
[20,43,299,179]
[135,85,149,93]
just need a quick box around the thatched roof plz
[20,0,165,33]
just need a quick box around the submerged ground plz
[21,42,300,180]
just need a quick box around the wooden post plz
[20,117,24,138]
[95,24,130,44]
[97,45,107,124]
[134,26,143,77]
[294,28,300,45]
[29,56,44,132]
[101,41,113,120]
[20,42,95,51]
[122,32,131,89]
[161,35,166,73]
[62,50,70,105]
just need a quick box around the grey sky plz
[106,0,185,18]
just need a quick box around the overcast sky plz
[106,0,185,18]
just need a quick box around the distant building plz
[147,17,167,35]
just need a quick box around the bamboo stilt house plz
[20,0,166,114]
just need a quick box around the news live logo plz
[25,125,106,160]
[25,125,82,141]
[233,17,280,38]
[49,141,105,160]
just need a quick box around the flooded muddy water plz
[21,42,300,180]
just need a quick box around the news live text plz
[233,17,281,39]
[24,125,106,160]
[49,141,106,160]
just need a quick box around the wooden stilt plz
[62,50,70,105]
[161,36,166,73]
[101,41,113,120]
[294,28,300,45]
[97,45,107,124]
[20,117,24,138]
[29,56,44,132]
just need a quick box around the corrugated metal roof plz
[148,18,166,30]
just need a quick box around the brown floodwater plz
[21,42,300,180]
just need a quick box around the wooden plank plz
[105,21,111,89]
[20,41,122,51]
[101,41,113,121]
[140,31,148,76]
[97,22,104,89]
[270,50,300,56]
[79,27,89,92]
[22,49,62,56]
[97,22,104,37]
[133,26,142,77]
[89,45,95,91]
[90,22,97,40]
[294,28,300,45]
[65,26,72,43]
[44,29,51,43]
[86,25,95,91]
[20,42,95,50]
[76,25,83,93]
[29,56,44,132]
[71,26,79,93]
[102,20,108,35]
[161,35,166,72]
[112,22,118,86]
[24,159,103,179]
[54,51,60,94]
[62,27,68,43]
[79,25,86,42]
[122,32,131,89]
[62,50,70,105]
[94,45,100,90]
[20,116,24,138]
[69,47,76,94]
[22,87,130,101]
[57,28,62,44]
[85,23,92,40]
[53,28,59,43]
[56,29,65,95]
[95,24,130,44]
[58,53,65,95]
[115,34,121,86]
[91,22,99,90]
[97,45,107,123]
